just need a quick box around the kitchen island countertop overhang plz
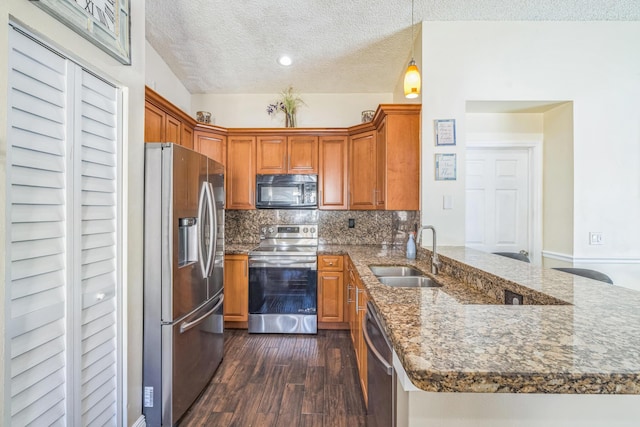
[317,244,640,395]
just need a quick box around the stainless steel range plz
[248,224,318,334]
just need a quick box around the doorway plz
[465,145,541,263]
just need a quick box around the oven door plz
[248,256,318,333]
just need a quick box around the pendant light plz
[404,0,421,99]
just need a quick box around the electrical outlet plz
[505,290,523,305]
[348,218,355,228]
[589,232,604,245]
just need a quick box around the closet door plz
[7,27,122,427]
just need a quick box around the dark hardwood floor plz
[180,329,367,427]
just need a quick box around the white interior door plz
[465,148,531,256]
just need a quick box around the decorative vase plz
[285,110,296,128]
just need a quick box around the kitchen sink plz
[377,276,442,288]
[369,265,425,277]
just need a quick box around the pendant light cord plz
[411,0,415,59]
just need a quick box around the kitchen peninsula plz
[319,244,640,427]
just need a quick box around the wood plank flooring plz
[179,329,367,427]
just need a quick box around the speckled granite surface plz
[318,245,640,394]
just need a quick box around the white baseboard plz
[542,251,640,264]
[131,415,146,427]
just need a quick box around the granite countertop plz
[224,243,256,254]
[319,244,640,395]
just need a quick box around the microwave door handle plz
[207,182,217,277]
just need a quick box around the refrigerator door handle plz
[207,182,218,277]
[179,294,224,334]
[197,183,215,277]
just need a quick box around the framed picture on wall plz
[435,119,456,146]
[435,153,457,181]
[31,0,131,64]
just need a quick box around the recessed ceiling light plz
[278,55,292,66]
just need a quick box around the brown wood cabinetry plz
[318,255,345,324]
[349,105,421,210]
[144,86,420,211]
[345,255,368,404]
[144,87,196,148]
[349,130,377,209]
[256,135,318,174]
[380,105,421,210]
[227,136,256,209]
[194,129,226,166]
[319,136,348,209]
[223,254,249,323]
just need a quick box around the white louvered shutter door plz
[7,27,122,427]
[7,28,69,427]
[75,71,120,426]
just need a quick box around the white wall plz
[1,1,146,425]
[145,40,192,112]
[420,21,640,290]
[191,92,393,128]
[542,102,574,260]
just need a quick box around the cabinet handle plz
[356,289,366,311]
[347,284,354,303]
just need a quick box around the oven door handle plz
[249,259,317,266]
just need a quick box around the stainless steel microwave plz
[255,174,318,209]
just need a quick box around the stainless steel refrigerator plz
[143,143,225,426]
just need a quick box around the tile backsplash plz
[225,209,420,246]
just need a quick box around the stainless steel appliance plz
[143,143,225,426]
[364,301,396,427]
[248,224,318,333]
[255,174,318,209]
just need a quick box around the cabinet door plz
[319,136,348,210]
[165,114,181,144]
[318,254,344,271]
[385,111,420,210]
[288,135,318,174]
[256,135,287,173]
[224,255,248,322]
[144,102,165,142]
[227,136,256,209]
[318,270,344,323]
[357,282,368,404]
[195,130,227,166]
[181,124,194,149]
[346,259,356,344]
[375,118,387,209]
[349,130,377,210]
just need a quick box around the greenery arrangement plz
[266,86,305,127]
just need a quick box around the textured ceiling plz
[146,0,640,94]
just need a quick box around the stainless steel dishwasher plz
[363,301,396,427]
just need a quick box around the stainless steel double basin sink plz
[369,265,442,288]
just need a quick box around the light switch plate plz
[443,195,453,210]
[589,232,604,245]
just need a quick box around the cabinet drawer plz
[318,255,344,271]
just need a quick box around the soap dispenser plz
[406,232,416,260]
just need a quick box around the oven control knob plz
[310,227,316,234]
[268,227,274,234]
[303,227,308,233]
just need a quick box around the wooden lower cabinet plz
[223,254,248,323]
[318,255,346,327]
[345,256,368,404]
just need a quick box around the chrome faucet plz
[416,225,441,275]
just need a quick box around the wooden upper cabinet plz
[382,107,420,210]
[375,118,387,209]
[256,135,318,174]
[195,129,227,166]
[181,125,194,150]
[256,135,287,173]
[349,130,377,210]
[287,135,318,174]
[227,136,256,209]
[165,114,181,144]
[319,136,348,210]
[144,102,165,142]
